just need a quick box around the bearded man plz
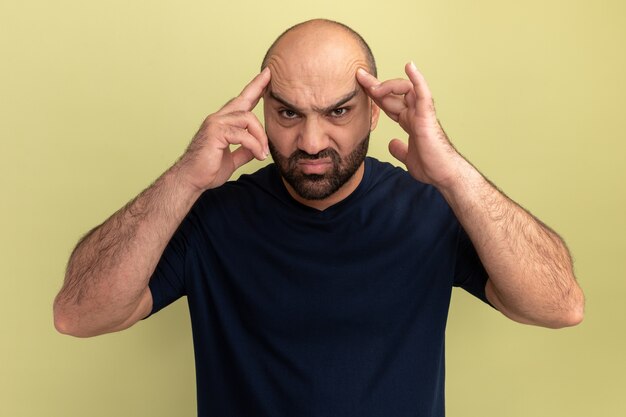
[54,19,584,417]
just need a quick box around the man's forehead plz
[263,38,369,111]
[267,53,366,81]
[265,36,368,83]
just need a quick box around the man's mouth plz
[297,159,333,175]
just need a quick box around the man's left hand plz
[358,63,585,328]
[356,63,468,190]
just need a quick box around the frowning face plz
[262,27,379,207]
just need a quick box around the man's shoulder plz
[194,163,282,209]
[363,157,451,214]
[364,157,433,195]
[235,163,278,188]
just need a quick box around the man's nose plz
[298,118,329,155]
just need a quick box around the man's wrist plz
[435,157,486,208]
[164,163,206,204]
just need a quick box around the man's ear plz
[369,100,380,131]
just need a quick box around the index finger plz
[221,67,272,114]
[356,68,415,107]
[355,67,380,95]
[405,62,434,112]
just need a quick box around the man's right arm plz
[53,68,271,337]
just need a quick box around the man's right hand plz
[177,67,272,192]
[54,69,272,337]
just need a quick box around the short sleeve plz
[145,217,193,317]
[453,225,492,305]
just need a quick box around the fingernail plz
[357,68,368,75]
[409,61,417,70]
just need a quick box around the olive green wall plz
[2,0,624,416]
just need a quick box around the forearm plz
[54,164,202,336]
[440,159,584,328]
[357,64,584,327]
[53,69,271,337]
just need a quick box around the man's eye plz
[330,108,349,118]
[279,109,299,119]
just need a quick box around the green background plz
[2,0,624,416]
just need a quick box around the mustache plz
[289,148,340,162]
[288,148,341,172]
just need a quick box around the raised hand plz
[178,67,272,192]
[356,63,467,190]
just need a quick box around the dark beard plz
[268,133,370,200]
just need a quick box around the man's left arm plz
[357,64,584,328]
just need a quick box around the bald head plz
[261,19,377,77]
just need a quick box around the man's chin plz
[287,176,338,201]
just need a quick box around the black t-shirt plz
[148,157,489,417]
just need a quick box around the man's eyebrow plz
[268,87,361,114]
[314,88,360,114]
[269,90,303,113]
